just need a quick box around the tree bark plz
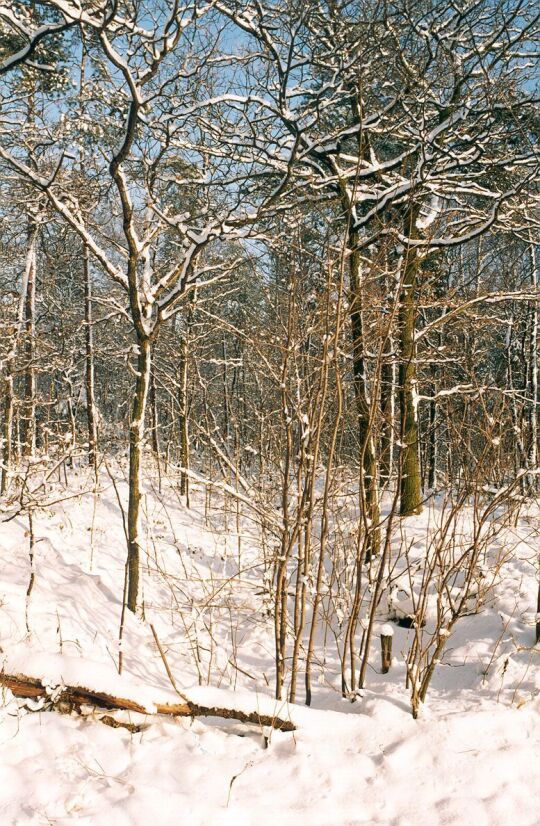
[1,225,37,492]
[349,230,380,556]
[427,385,437,491]
[127,336,152,613]
[528,241,538,494]
[149,365,160,458]
[20,220,38,459]
[83,243,98,471]
[380,342,395,485]
[0,671,296,732]
[178,334,190,503]
[1,371,14,495]
[536,581,540,642]
[398,241,423,516]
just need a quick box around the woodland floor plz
[0,465,538,825]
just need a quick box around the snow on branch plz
[0,667,296,732]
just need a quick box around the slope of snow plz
[0,465,538,825]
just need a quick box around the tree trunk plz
[536,575,540,644]
[222,336,230,443]
[127,336,152,613]
[178,334,190,503]
[398,243,422,516]
[1,224,37,492]
[1,371,14,495]
[83,244,98,471]
[150,366,160,458]
[427,383,437,491]
[349,230,380,556]
[0,671,296,732]
[528,241,538,494]
[21,221,38,459]
[380,342,395,485]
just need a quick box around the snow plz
[0,466,539,824]
[2,651,163,714]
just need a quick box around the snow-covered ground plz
[0,466,538,825]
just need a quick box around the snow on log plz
[0,671,296,732]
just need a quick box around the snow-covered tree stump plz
[380,625,394,674]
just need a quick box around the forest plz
[0,2,539,824]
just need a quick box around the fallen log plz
[0,671,296,732]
